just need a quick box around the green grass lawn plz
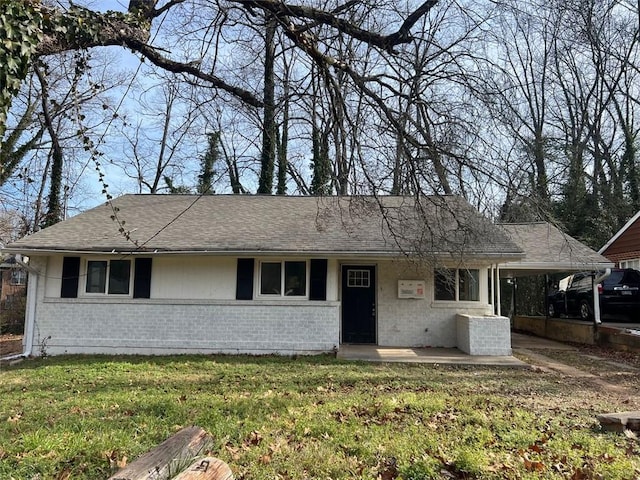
[1,355,639,479]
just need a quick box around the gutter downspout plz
[2,255,39,360]
[593,268,611,325]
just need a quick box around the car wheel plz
[579,300,592,321]
[548,303,557,318]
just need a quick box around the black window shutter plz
[61,256,80,298]
[236,258,254,300]
[133,258,152,299]
[309,259,328,301]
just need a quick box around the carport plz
[494,222,614,322]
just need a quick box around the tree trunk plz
[258,14,277,194]
[35,66,63,227]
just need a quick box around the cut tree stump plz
[171,457,233,480]
[596,412,640,433]
[107,426,223,480]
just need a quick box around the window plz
[260,261,307,297]
[10,270,27,285]
[434,268,479,302]
[620,259,640,270]
[459,269,479,301]
[85,259,131,295]
[347,269,370,288]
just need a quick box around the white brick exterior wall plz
[31,255,339,356]
[376,260,493,348]
[456,314,512,355]
[27,254,507,356]
[34,299,340,356]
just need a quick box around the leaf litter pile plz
[0,354,639,479]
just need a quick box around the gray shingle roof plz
[499,222,613,274]
[6,195,523,259]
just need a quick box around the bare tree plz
[1,48,125,231]
[117,76,200,193]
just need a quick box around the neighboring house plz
[0,255,27,306]
[599,211,640,270]
[3,194,526,357]
[0,255,28,335]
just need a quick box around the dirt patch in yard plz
[573,342,640,369]
[518,342,640,394]
[0,334,22,356]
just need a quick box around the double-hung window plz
[86,259,131,295]
[434,268,479,302]
[260,261,307,297]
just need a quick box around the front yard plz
[1,354,639,479]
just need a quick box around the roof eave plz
[499,260,615,271]
[598,210,640,254]
[2,246,525,261]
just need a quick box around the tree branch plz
[33,4,262,107]
[153,0,187,17]
[125,40,263,107]
[234,0,439,51]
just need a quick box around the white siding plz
[45,256,63,298]
[326,259,339,301]
[151,256,237,299]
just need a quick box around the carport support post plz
[592,275,601,325]
[544,274,549,317]
[496,265,502,316]
[490,265,495,312]
[592,269,611,326]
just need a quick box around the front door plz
[341,265,376,344]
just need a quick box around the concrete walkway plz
[338,344,528,367]
[511,332,576,350]
[337,332,581,367]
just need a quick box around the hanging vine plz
[0,0,148,145]
[0,0,43,142]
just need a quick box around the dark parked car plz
[547,268,640,321]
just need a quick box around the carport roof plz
[498,222,614,277]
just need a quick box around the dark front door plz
[341,265,376,344]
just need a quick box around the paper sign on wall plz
[398,280,425,299]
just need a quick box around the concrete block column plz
[456,314,512,356]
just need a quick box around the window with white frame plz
[259,260,307,297]
[434,268,479,301]
[620,259,640,270]
[85,259,131,295]
[347,269,370,288]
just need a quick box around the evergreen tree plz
[163,176,191,194]
[197,132,220,195]
[310,124,331,195]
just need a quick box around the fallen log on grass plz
[172,457,233,480]
[107,426,232,480]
